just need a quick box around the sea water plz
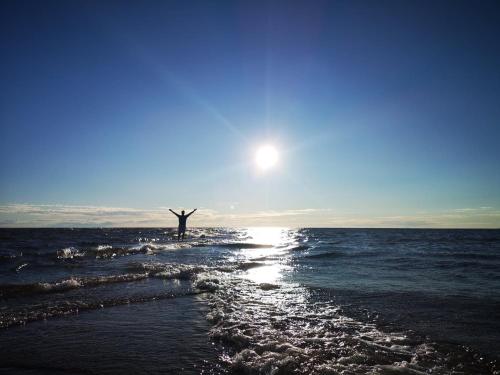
[0,228,499,374]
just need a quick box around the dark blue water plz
[1,228,499,374]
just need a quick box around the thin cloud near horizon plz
[0,204,499,229]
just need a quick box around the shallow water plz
[0,228,499,374]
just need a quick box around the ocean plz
[0,227,499,374]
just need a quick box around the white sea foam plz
[40,278,82,291]
[202,272,456,374]
[96,245,112,251]
[57,247,85,259]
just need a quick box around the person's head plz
[181,210,185,215]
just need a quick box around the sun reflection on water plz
[243,263,291,284]
[235,227,294,284]
[243,227,289,246]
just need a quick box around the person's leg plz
[177,227,181,241]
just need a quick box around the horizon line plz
[1,226,499,230]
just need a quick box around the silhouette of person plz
[169,208,197,241]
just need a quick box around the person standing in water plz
[169,208,197,241]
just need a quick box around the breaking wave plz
[0,261,230,328]
[0,261,216,300]
[0,289,203,330]
[53,241,276,261]
[56,243,193,259]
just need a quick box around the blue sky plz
[1,0,499,227]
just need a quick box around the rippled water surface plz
[1,228,499,374]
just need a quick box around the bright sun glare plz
[255,145,279,170]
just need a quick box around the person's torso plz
[178,215,187,227]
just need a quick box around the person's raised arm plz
[186,208,197,217]
[169,209,180,217]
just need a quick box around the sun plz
[255,145,279,170]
